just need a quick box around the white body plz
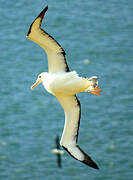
[42,71,94,95]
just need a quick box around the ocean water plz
[0,0,133,179]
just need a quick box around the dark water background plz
[1,0,133,179]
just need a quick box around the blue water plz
[1,0,133,179]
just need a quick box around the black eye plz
[39,76,41,78]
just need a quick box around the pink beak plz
[31,79,42,90]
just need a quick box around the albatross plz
[27,5,101,169]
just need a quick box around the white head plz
[31,72,47,90]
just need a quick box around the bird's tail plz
[85,76,101,96]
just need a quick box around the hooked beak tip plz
[30,86,34,91]
[30,79,42,91]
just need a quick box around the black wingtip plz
[83,159,99,170]
[82,156,99,170]
[27,5,48,37]
[37,5,48,19]
[62,145,99,170]
[76,145,99,170]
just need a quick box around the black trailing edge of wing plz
[26,5,70,72]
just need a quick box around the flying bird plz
[51,135,64,168]
[27,5,101,169]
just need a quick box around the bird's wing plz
[27,6,70,73]
[56,94,99,169]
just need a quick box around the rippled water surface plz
[1,0,133,179]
